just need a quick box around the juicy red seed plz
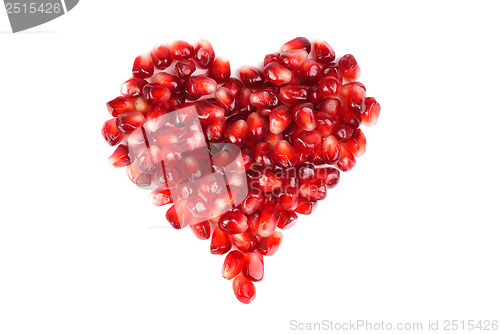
[312,40,336,63]
[347,85,367,113]
[193,39,215,69]
[102,118,125,146]
[339,108,362,129]
[279,84,308,105]
[264,52,279,67]
[297,162,316,183]
[263,62,292,85]
[280,37,311,53]
[142,84,171,104]
[254,142,274,168]
[214,87,236,113]
[165,204,189,229]
[294,130,322,155]
[196,101,225,124]
[242,252,264,282]
[323,135,341,164]
[315,167,340,189]
[222,250,246,280]
[210,227,232,255]
[121,78,148,98]
[279,49,308,71]
[337,144,356,172]
[221,78,243,96]
[298,59,322,86]
[335,123,354,140]
[258,170,282,193]
[318,76,341,98]
[293,103,317,131]
[323,63,343,81]
[190,221,211,240]
[151,72,182,94]
[277,187,299,211]
[106,96,134,117]
[344,128,367,157]
[319,97,341,118]
[299,179,327,201]
[219,212,248,235]
[225,119,248,147]
[258,205,281,237]
[315,112,335,137]
[186,75,217,99]
[233,275,256,304]
[232,230,258,253]
[116,111,145,134]
[132,53,154,79]
[169,40,194,59]
[339,54,361,82]
[250,89,279,109]
[277,210,298,229]
[207,57,231,83]
[247,210,261,234]
[361,97,381,126]
[269,105,292,135]
[235,87,254,113]
[239,65,265,89]
[108,144,130,167]
[247,112,269,140]
[274,140,298,168]
[257,231,283,256]
[205,119,226,142]
[307,86,323,106]
[149,188,173,206]
[241,190,263,215]
[175,59,196,79]
[294,196,318,215]
[150,44,173,70]
[145,102,169,132]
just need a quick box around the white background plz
[1,1,499,333]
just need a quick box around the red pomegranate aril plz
[150,44,173,70]
[280,37,311,53]
[339,108,362,129]
[295,196,318,215]
[277,187,299,211]
[334,123,354,140]
[165,204,189,229]
[297,162,316,183]
[254,142,274,168]
[222,250,246,280]
[193,39,215,69]
[257,231,283,256]
[221,78,243,96]
[142,84,171,104]
[116,111,145,134]
[323,135,341,164]
[241,190,263,215]
[108,144,130,167]
[310,142,324,165]
[106,96,134,117]
[318,76,341,98]
[214,87,236,113]
[175,59,196,79]
[232,230,258,253]
[279,49,308,71]
[279,84,308,105]
[307,86,323,106]
[239,65,265,89]
[344,128,367,157]
[263,62,292,85]
[277,210,298,229]
[144,102,169,133]
[337,144,356,172]
[242,252,264,282]
[264,52,279,66]
[247,112,269,140]
[293,103,317,131]
[361,97,381,126]
[186,75,217,99]
[120,78,148,98]
[258,205,281,237]
[233,275,256,304]
[294,130,322,155]
[132,53,154,79]
[274,140,298,168]
[315,167,340,189]
[102,118,125,146]
[312,40,336,63]
[219,212,248,235]
[205,119,226,142]
[190,221,211,240]
[269,105,292,135]
[169,40,194,60]
[258,170,281,193]
[235,87,255,114]
[196,101,225,124]
[210,227,232,255]
[151,72,182,94]
[315,112,335,137]
[225,119,248,147]
[207,57,231,83]
[346,85,366,114]
[299,179,327,201]
[250,89,279,109]
[298,59,322,86]
[339,54,361,82]
[323,63,343,81]
[318,97,341,118]
[266,132,283,152]
[149,188,172,206]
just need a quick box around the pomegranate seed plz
[315,112,335,137]
[279,49,308,71]
[258,205,281,237]
[241,190,263,215]
[297,59,322,86]
[323,63,343,81]
[312,40,336,63]
[257,231,283,256]
[149,188,172,206]
[319,97,341,118]
[144,102,169,133]
[277,187,299,211]
[175,59,196,79]
[132,53,154,79]
[322,135,341,164]
[205,119,226,142]
[222,250,245,280]
[247,112,269,140]
[318,76,341,98]
[263,62,292,85]
[232,230,258,253]
[294,196,318,215]
[249,89,279,109]
[339,54,361,82]
[247,210,261,234]
[337,144,356,172]
[215,87,236,113]
[361,97,381,126]
[190,221,211,240]
[142,84,171,104]
[277,210,298,229]
[315,167,340,189]
[219,212,248,235]
[239,65,265,89]
[292,103,317,131]
[307,86,322,106]
[207,57,231,83]
[165,203,190,229]
[294,130,322,155]
[346,85,366,113]
[225,119,248,147]
[186,75,217,99]
[106,96,134,117]
[108,144,130,167]
[334,123,354,140]
[242,252,264,282]
[126,163,152,187]
[210,227,232,255]
[102,118,125,146]
[235,87,254,113]
[279,84,308,105]
[221,78,243,96]
[258,170,281,193]
[254,142,274,168]
[120,78,148,98]
[196,101,225,124]
[269,105,292,135]
[150,44,173,70]
[116,111,145,134]
[266,132,283,152]
[193,39,215,69]
[274,140,298,168]
[169,40,194,60]
[264,52,279,66]
[299,179,327,201]
[280,37,311,53]
[344,128,366,157]
[339,108,362,129]
[297,162,316,183]
[233,275,256,304]
[151,72,182,94]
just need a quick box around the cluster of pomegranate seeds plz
[103,37,381,304]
